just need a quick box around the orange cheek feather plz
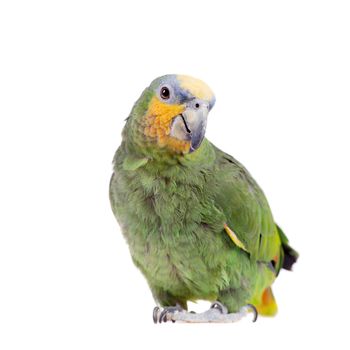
[144,97,190,153]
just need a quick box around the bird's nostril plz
[195,103,200,109]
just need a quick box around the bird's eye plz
[160,86,170,100]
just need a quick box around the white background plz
[1,1,349,349]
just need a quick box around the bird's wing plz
[212,146,282,265]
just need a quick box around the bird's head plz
[125,74,215,156]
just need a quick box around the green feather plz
[122,156,148,171]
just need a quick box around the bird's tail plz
[255,225,298,316]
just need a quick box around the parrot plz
[109,74,298,323]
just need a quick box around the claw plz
[159,309,168,323]
[246,304,258,322]
[210,301,228,314]
[153,306,160,324]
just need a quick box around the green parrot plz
[109,74,298,323]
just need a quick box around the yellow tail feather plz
[256,287,278,316]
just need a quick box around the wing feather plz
[213,146,281,263]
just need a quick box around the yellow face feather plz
[144,96,190,153]
[177,75,214,102]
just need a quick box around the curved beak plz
[170,99,209,153]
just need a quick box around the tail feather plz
[256,287,278,316]
[276,224,299,271]
[282,242,299,271]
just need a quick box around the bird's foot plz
[153,302,257,323]
[153,304,183,323]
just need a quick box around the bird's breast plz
[115,171,229,296]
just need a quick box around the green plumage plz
[109,75,298,314]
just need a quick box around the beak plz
[170,99,209,153]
